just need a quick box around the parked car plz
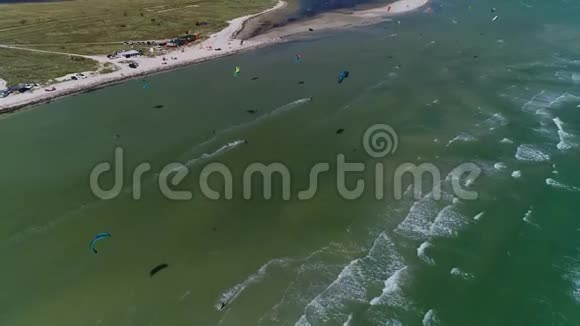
[0,90,11,98]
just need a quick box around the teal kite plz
[90,232,111,254]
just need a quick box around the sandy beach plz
[0,0,428,113]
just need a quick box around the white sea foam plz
[500,138,514,144]
[521,90,578,113]
[494,162,508,170]
[473,211,485,221]
[554,70,580,83]
[216,258,292,310]
[429,205,468,238]
[522,207,541,229]
[274,97,312,113]
[562,251,580,303]
[188,97,312,155]
[446,133,477,147]
[445,162,488,188]
[511,170,522,178]
[184,140,245,168]
[342,314,353,326]
[515,144,550,162]
[295,233,405,325]
[450,267,474,280]
[481,113,509,129]
[259,243,352,325]
[369,267,411,309]
[395,194,442,240]
[422,309,441,326]
[553,117,577,150]
[546,178,580,192]
[417,241,435,266]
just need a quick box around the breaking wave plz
[515,144,551,162]
[417,241,435,266]
[369,267,411,309]
[553,117,577,151]
[422,309,441,326]
[295,233,405,325]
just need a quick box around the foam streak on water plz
[294,233,405,325]
[446,133,477,147]
[184,140,245,168]
[553,117,577,150]
[216,258,292,310]
[545,178,580,192]
[342,314,353,326]
[180,97,312,163]
[522,207,541,229]
[450,267,474,280]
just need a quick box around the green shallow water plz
[1,0,580,325]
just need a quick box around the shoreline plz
[0,0,428,114]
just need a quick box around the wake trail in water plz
[183,140,245,168]
[4,198,107,248]
[545,178,580,192]
[179,97,312,162]
[215,258,293,311]
[522,207,541,229]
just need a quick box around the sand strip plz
[0,0,428,114]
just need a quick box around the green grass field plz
[0,48,101,85]
[0,0,275,86]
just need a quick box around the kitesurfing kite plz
[142,80,150,89]
[150,263,169,277]
[338,70,350,84]
[89,232,111,254]
[234,66,240,78]
[295,53,302,63]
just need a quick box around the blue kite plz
[337,70,350,84]
[142,80,150,89]
[89,232,111,254]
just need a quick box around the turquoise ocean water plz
[1,0,580,325]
